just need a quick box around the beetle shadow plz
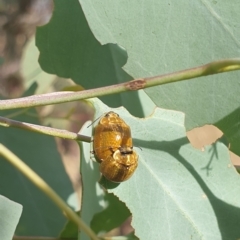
[99,176,120,189]
[133,136,240,240]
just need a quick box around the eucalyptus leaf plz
[36,0,151,117]
[79,0,240,156]
[0,195,22,240]
[0,85,74,236]
[91,193,131,234]
[60,213,79,240]
[89,98,240,240]
[78,121,105,240]
[22,36,56,94]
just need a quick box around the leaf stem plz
[0,144,99,240]
[0,58,239,110]
[144,58,240,86]
[0,116,91,142]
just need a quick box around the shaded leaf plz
[59,212,79,240]
[79,0,240,156]
[91,193,131,234]
[22,36,56,94]
[0,85,74,236]
[36,0,154,117]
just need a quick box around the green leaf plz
[22,36,56,94]
[0,195,22,240]
[90,98,240,240]
[59,194,131,240]
[0,86,74,236]
[78,121,105,240]
[91,193,131,234]
[36,0,154,117]
[78,0,240,156]
[59,212,79,240]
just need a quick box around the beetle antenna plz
[87,115,101,128]
[134,146,142,151]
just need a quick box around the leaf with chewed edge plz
[79,0,240,157]
[89,98,240,240]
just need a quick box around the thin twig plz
[0,144,99,240]
[0,116,91,142]
[0,58,239,110]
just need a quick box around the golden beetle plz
[93,111,138,182]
